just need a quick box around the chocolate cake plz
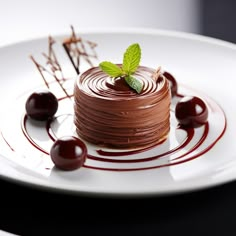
[74,65,171,148]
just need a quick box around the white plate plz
[0,28,235,197]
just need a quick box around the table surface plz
[0,176,236,236]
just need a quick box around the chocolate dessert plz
[74,65,171,148]
[26,27,225,172]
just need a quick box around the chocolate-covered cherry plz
[50,136,87,171]
[175,96,208,128]
[25,90,58,121]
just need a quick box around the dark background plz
[1,1,236,235]
[202,0,236,42]
[1,178,236,236]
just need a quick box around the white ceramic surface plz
[0,28,235,197]
[0,230,18,236]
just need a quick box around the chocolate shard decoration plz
[42,36,63,75]
[152,66,162,82]
[63,25,98,75]
[30,36,70,99]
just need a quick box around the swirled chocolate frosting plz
[74,66,171,148]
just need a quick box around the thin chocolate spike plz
[62,25,98,75]
[63,41,80,75]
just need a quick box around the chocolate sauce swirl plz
[74,66,171,148]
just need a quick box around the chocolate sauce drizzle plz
[0,131,15,152]
[63,25,98,74]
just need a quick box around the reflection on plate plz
[0,28,235,197]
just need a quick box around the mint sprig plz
[125,75,143,94]
[122,43,141,75]
[99,43,143,93]
[99,61,123,77]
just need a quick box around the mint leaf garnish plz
[99,61,123,77]
[122,43,141,75]
[125,75,143,94]
[99,43,143,94]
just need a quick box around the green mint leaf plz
[122,43,141,75]
[99,43,143,94]
[125,75,143,94]
[99,61,123,77]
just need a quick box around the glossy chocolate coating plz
[25,90,58,121]
[74,66,171,148]
[50,136,87,170]
[175,96,208,127]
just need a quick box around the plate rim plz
[1,27,236,51]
